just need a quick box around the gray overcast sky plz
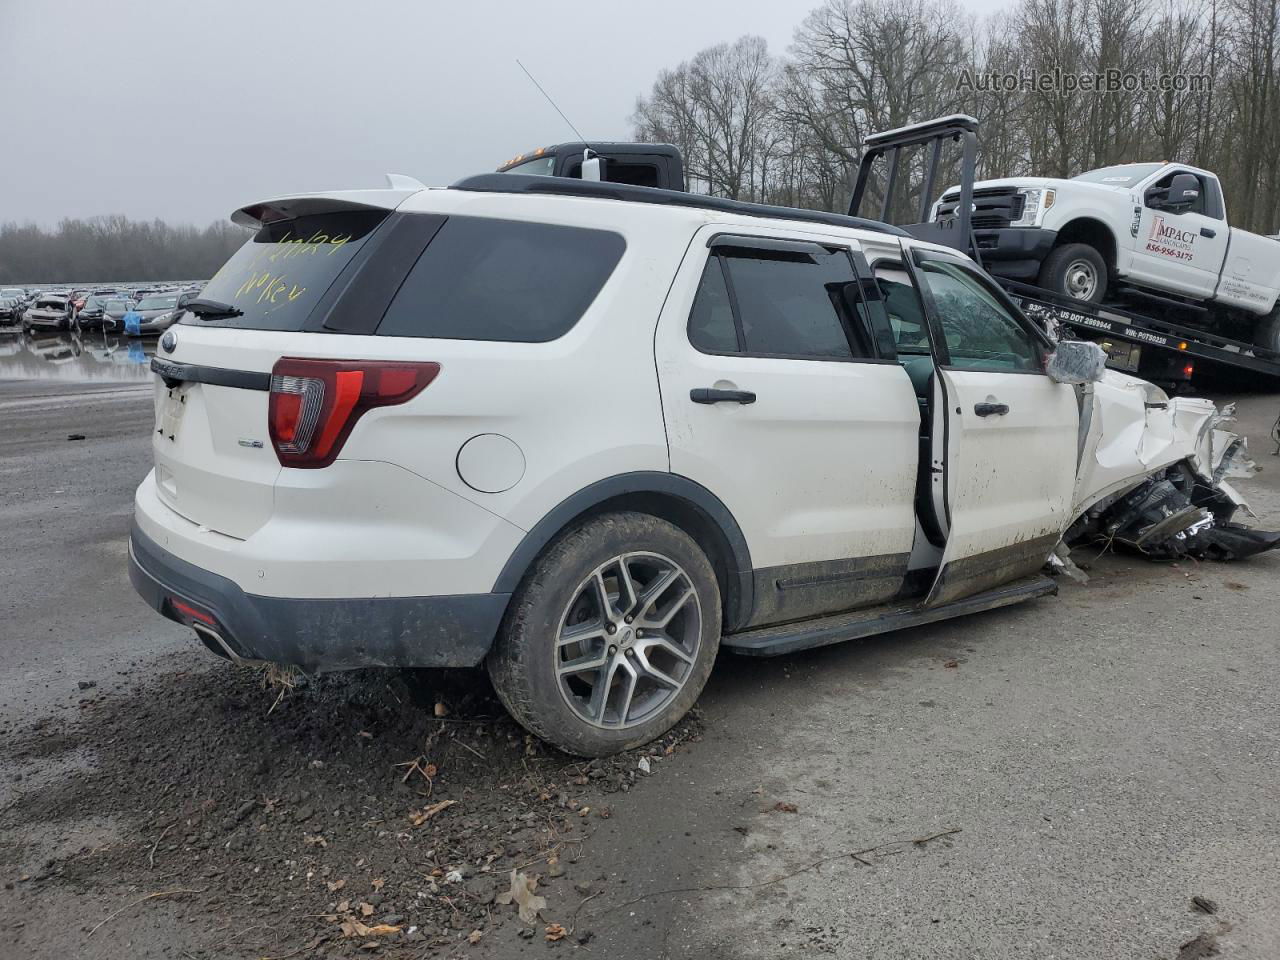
[2,0,1012,226]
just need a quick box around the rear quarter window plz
[377,217,626,342]
[183,210,385,330]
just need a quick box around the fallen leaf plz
[359,902,375,918]
[774,802,798,813]
[577,806,591,817]
[336,899,350,913]
[327,878,346,893]
[545,923,566,941]
[408,799,458,827]
[467,929,484,944]
[495,869,547,924]
[304,833,327,847]
[434,701,449,717]
[370,877,385,892]
[357,730,373,739]
[944,659,959,668]
[361,924,401,936]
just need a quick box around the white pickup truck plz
[932,162,1280,351]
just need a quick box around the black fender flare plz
[491,471,755,630]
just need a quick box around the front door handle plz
[691,387,756,405]
[1200,227,1216,239]
[974,401,1010,417]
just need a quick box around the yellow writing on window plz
[235,270,307,305]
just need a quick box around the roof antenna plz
[516,59,590,145]
[516,59,603,180]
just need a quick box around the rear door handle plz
[974,401,1009,417]
[691,387,756,405]
[1200,227,1216,239]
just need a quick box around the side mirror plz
[1046,339,1108,384]
[581,152,606,182]
[1145,173,1200,212]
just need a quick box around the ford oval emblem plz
[160,330,177,353]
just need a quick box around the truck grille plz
[934,187,1024,229]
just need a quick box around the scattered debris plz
[545,922,567,941]
[1191,895,1219,915]
[773,802,798,813]
[637,756,651,775]
[467,929,484,944]
[496,869,548,924]
[408,798,457,826]
[66,433,85,441]
[77,680,96,690]
[943,659,959,669]
[87,888,201,937]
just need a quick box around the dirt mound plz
[0,659,701,957]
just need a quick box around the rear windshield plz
[377,217,625,342]
[184,210,385,330]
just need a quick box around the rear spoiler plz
[231,175,428,229]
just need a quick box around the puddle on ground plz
[0,329,154,384]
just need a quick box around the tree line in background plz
[632,0,1280,234]
[0,217,249,284]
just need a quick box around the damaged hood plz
[1073,370,1253,516]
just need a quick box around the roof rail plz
[449,174,909,238]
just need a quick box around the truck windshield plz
[1072,163,1163,187]
[501,156,556,176]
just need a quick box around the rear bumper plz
[973,227,1057,279]
[129,521,510,671]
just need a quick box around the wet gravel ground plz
[2,348,1280,959]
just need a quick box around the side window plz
[916,260,1045,372]
[873,262,931,355]
[377,217,625,342]
[688,258,740,353]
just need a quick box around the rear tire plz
[1253,307,1280,355]
[487,511,721,757]
[1038,242,1108,304]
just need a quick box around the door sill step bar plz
[722,574,1057,657]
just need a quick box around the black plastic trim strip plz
[150,357,270,391]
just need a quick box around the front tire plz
[1038,242,1108,304]
[488,512,721,757]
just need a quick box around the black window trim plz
[686,235,897,365]
[907,247,1054,375]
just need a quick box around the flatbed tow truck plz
[505,120,1280,388]
[845,115,1280,389]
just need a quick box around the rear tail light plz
[268,358,440,468]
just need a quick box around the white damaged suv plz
[129,172,1256,756]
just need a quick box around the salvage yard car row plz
[0,282,205,335]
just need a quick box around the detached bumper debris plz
[1064,406,1280,563]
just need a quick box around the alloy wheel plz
[554,552,702,730]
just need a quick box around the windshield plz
[36,299,66,309]
[1072,163,1163,187]
[85,296,106,309]
[137,296,177,310]
[502,156,556,176]
[105,299,129,312]
[186,209,386,330]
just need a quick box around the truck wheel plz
[1253,307,1280,355]
[488,512,721,757]
[1039,243,1108,304]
